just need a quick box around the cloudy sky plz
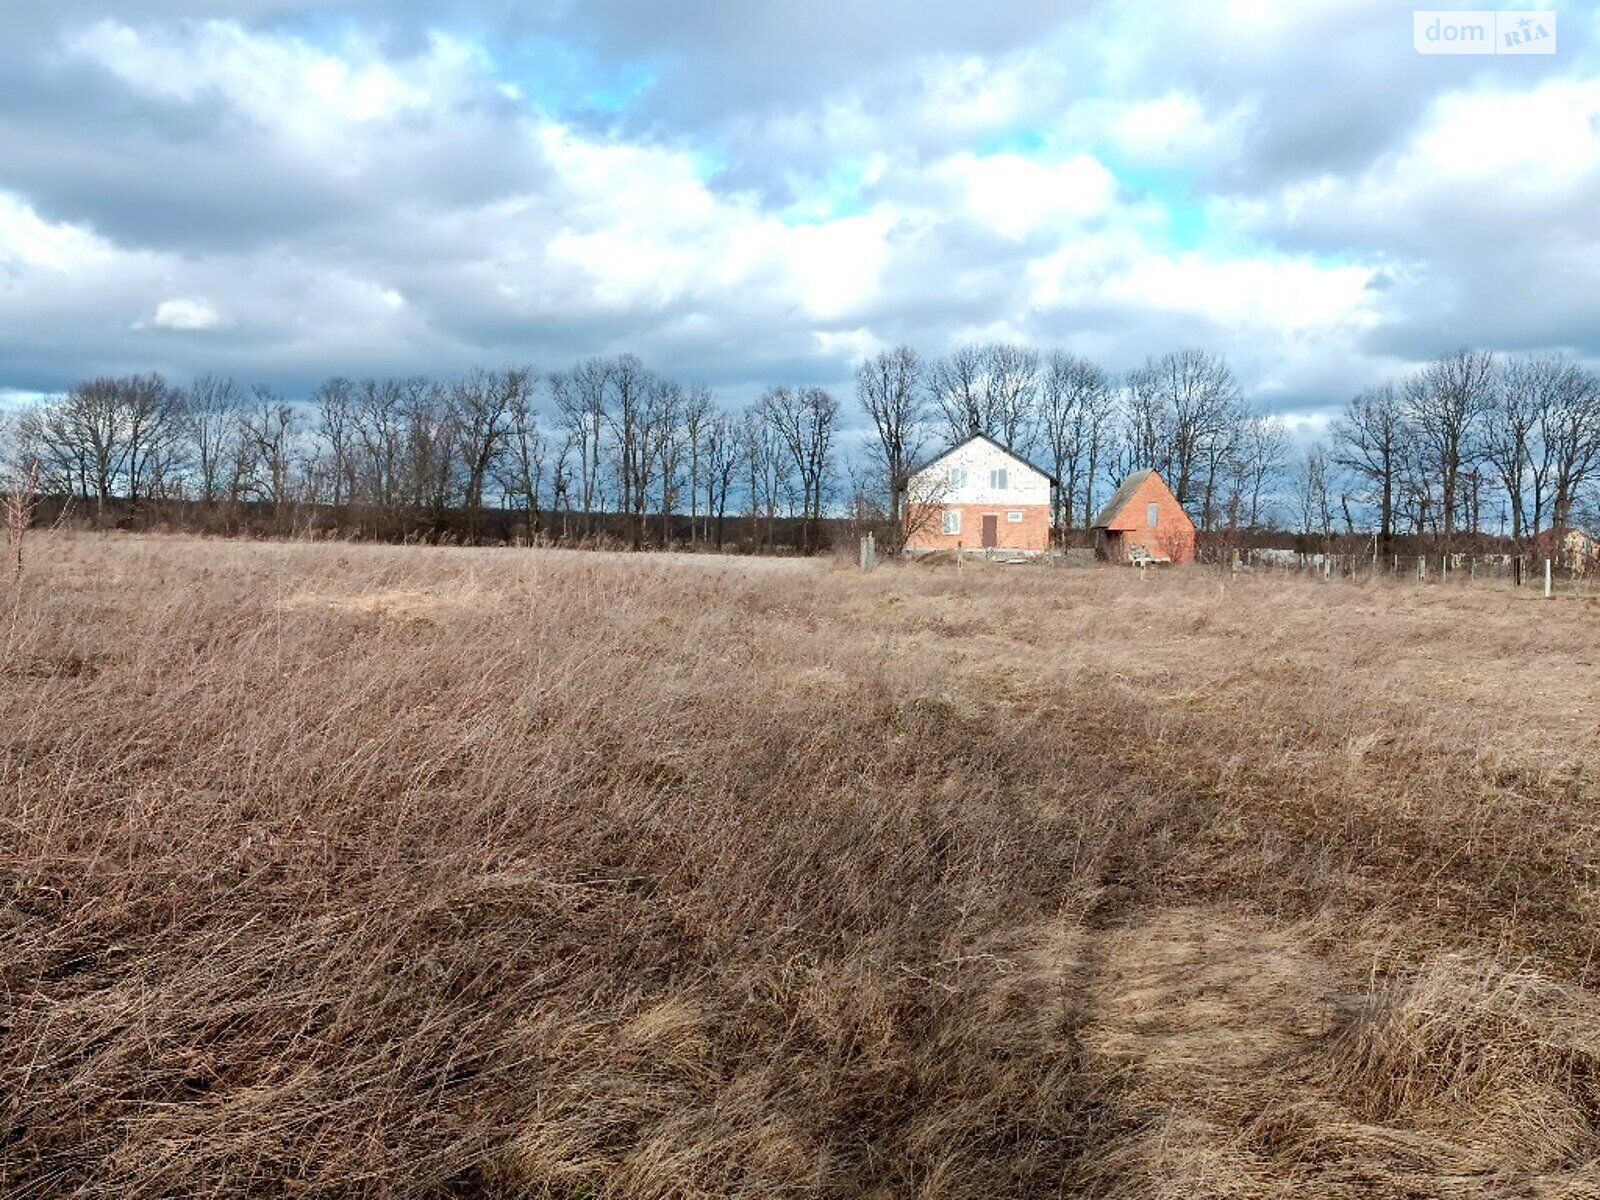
[2,0,1597,426]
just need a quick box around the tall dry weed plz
[2,536,1598,1197]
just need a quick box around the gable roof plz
[904,430,1059,488]
[1091,469,1198,530]
[1091,471,1152,528]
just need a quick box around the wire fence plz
[1231,548,1597,593]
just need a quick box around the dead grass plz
[3,532,1599,1197]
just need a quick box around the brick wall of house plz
[904,502,1052,553]
[1102,474,1196,562]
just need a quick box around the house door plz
[981,514,998,548]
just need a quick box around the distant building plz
[1092,470,1196,563]
[901,430,1057,555]
[1532,526,1597,574]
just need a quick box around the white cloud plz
[1254,78,1600,237]
[68,20,474,143]
[931,152,1117,239]
[0,192,119,273]
[1101,255,1377,332]
[150,298,221,331]
[0,0,1593,412]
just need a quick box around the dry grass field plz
[4,533,1600,1198]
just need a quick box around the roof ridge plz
[1091,469,1157,528]
[904,430,1060,486]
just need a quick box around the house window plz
[1007,511,1024,523]
[942,509,961,536]
[947,466,966,489]
[1146,501,1160,528]
[990,468,1008,490]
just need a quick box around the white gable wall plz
[910,439,1050,508]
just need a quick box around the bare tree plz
[982,344,1040,452]
[1298,443,1334,546]
[550,358,610,536]
[1124,349,1242,523]
[238,387,298,513]
[1039,351,1113,530]
[121,373,186,503]
[762,386,838,553]
[652,378,687,547]
[1403,349,1495,550]
[549,431,577,539]
[1332,384,1410,555]
[898,469,955,550]
[1533,357,1600,534]
[189,375,243,504]
[702,411,741,549]
[309,378,355,509]
[680,385,716,543]
[15,374,183,520]
[1233,413,1290,531]
[452,368,528,540]
[352,378,410,510]
[856,345,925,547]
[497,377,546,544]
[926,343,1038,450]
[1116,367,1168,483]
[927,343,986,444]
[67,378,128,514]
[741,404,788,550]
[605,354,653,545]
[16,395,97,506]
[400,381,459,517]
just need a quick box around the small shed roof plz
[1091,470,1154,529]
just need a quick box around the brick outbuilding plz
[1092,470,1196,563]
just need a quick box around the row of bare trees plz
[858,341,1600,552]
[12,344,1596,553]
[11,360,844,549]
[1305,349,1600,551]
[857,342,1291,536]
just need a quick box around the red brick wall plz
[905,503,1052,553]
[1102,474,1196,563]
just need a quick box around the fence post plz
[1418,555,1425,582]
[1546,558,1552,599]
[859,533,876,571]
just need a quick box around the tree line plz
[8,360,840,550]
[856,343,1288,541]
[1302,349,1600,553]
[7,343,1598,552]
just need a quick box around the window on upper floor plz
[990,468,1008,490]
[1147,501,1160,528]
[947,466,966,490]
